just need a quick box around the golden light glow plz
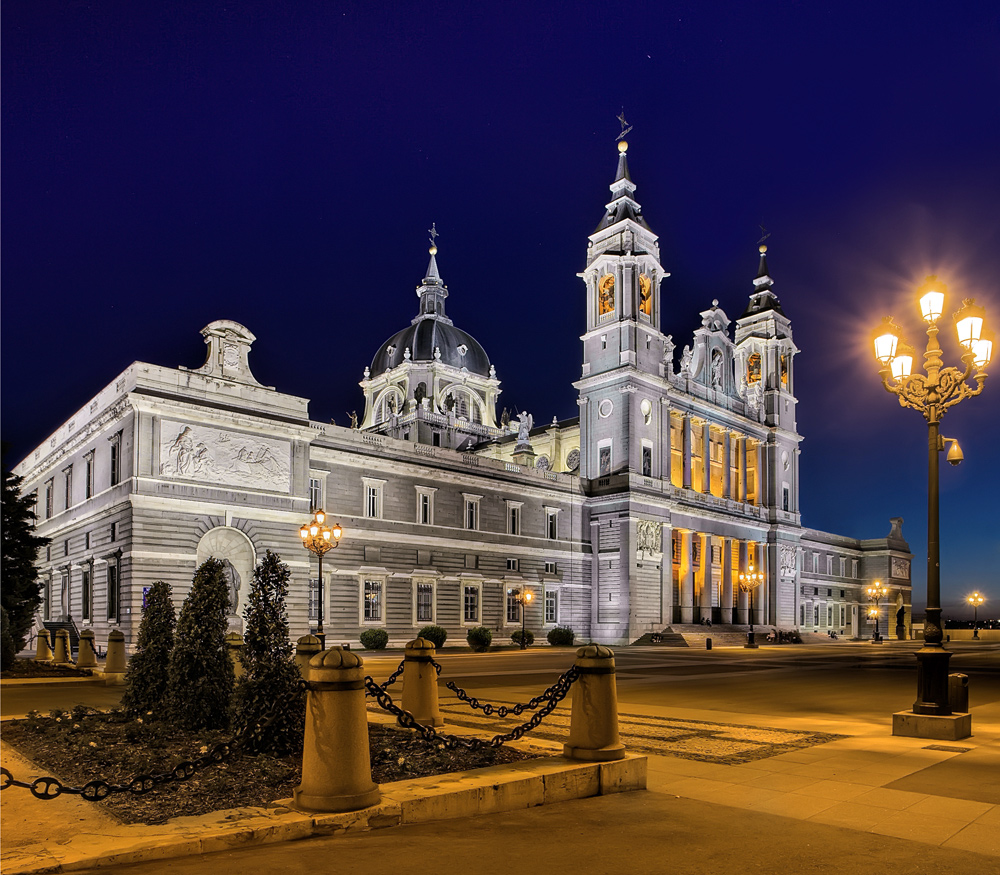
[954,298,985,349]
[967,591,985,607]
[310,524,318,537]
[332,523,343,540]
[598,274,615,316]
[890,342,914,380]
[299,526,309,540]
[315,510,325,524]
[524,590,532,602]
[972,328,993,371]
[873,317,901,364]
[917,275,946,323]
[618,140,628,153]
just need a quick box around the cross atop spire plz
[616,110,633,142]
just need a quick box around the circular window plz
[535,455,550,470]
[566,449,580,471]
[640,398,652,417]
[598,398,614,418]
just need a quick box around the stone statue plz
[680,345,692,375]
[221,559,241,616]
[517,412,533,445]
[711,350,723,389]
[348,411,359,429]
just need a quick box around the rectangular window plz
[416,583,434,623]
[826,555,833,575]
[782,486,790,512]
[85,452,95,499]
[840,605,846,627]
[363,580,383,623]
[799,604,805,626]
[109,432,122,487]
[63,466,73,510]
[85,532,91,550]
[414,485,438,525]
[545,561,557,574]
[506,589,520,624]
[362,478,385,520]
[107,561,120,621]
[463,495,481,531]
[599,445,611,476]
[506,558,519,571]
[813,604,820,626]
[852,560,858,579]
[545,589,558,624]
[309,478,322,511]
[507,502,522,536]
[81,564,92,621]
[463,585,480,623]
[642,445,652,477]
[308,578,320,622]
[812,552,819,573]
[44,576,52,621]
[64,540,69,557]
[44,479,54,519]
[839,557,846,577]
[110,522,117,543]
[827,605,833,626]
[546,509,558,540]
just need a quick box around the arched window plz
[374,388,404,424]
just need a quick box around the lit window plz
[463,585,480,624]
[363,580,383,623]
[506,589,520,624]
[545,589,558,624]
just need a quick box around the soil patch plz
[1,659,94,680]
[2,708,535,825]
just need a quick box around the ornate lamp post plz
[866,581,889,642]
[514,588,533,650]
[738,561,764,648]
[299,510,343,649]
[967,592,985,640]
[872,275,991,715]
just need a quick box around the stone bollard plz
[401,637,444,727]
[103,630,127,685]
[563,644,626,762]
[295,635,322,678]
[294,647,380,813]
[224,632,246,679]
[34,629,53,663]
[53,629,73,665]
[77,630,99,668]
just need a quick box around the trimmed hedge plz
[466,626,492,652]
[417,625,448,649]
[546,626,575,646]
[510,628,534,647]
[360,628,389,650]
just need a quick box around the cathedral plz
[16,140,913,649]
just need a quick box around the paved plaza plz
[2,640,998,873]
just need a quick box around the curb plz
[1,754,646,874]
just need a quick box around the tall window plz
[415,487,436,525]
[599,445,611,476]
[44,479,53,519]
[81,562,93,621]
[839,557,846,577]
[799,604,805,626]
[84,452,95,499]
[109,432,122,486]
[63,465,73,510]
[507,502,522,536]
[813,604,820,626]
[463,585,480,623]
[416,582,434,623]
[362,478,385,519]
[642,445,652,477]
[506,589,520,624]
[309,478,322,511]
[107,557,120,622]
[463,494,481,531]
[308,578,320,622]
[546,509,558,540]
[782,486,790,512]
[44,576,52,621]
[363,579,383,623]
[110,521,117,543]
[545,589,558,624]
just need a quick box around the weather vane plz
[428,222,439,248]
[757,223,771,246]
[616,110,633,142]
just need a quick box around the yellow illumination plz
[917,275,946,322]
[524,590,533,602]
[315,510,326,524]
[299,526,309,540]
[873,317,901,364]
[972,328,993,370]
[890,342,914,380]
[309,524,318,537]
[954,298,985,349]
[332,524,343,540]
[967,591,985,607]
[322,529,331,540]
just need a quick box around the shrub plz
[510,628,534,647]
[546,626,575,646]
[1,607,17,670]
[466,626,492,652]
[360,628,389,650]
[167,558,234,731]
[232,551,304,754]
[417,625,447,649]
[121,581,176,717]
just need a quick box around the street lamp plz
[299,509,343,649]
[513,588,533,650]
[866,581,889,642]
[872,275,991,715]
[738,561,764,649]
[967,592,985,640]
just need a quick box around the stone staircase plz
[43,619,80,654]
[632,627,689,647]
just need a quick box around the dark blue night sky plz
[3,2,998,617]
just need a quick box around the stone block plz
[599,754,648,794]
[892,710,972,741]
[541,761,600,803]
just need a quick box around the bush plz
[510,628,534,647]
[466,626,492,652]
[360,628,389,650]
[417,625,448,649]
[546,626,575,646]
[167,558,234,731]
[1,607,17,670]
[121,581,176,717]
[232,551,304,754]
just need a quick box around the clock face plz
[598,274,615,316]
[639,274,652,316]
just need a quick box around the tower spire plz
[740,241,785,317]
[415,223,449,321]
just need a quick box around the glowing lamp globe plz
[890,342,914,380]
[954,298,985,349]
[972,329,994,371]
[917,276,946,323]
[873,317,901,365]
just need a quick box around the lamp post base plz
[892,710,971,741]
[744,630,758,649]
[912,645,952,715]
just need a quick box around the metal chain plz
[364,659,406,698]
[441,663,573,718]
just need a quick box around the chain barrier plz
[439,661,573,719]
[364,659,406,698]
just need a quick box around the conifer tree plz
[1,464,51,651]
[232,550,304,753]
[121,580,176,717]
[167,558,234,730]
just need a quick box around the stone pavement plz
[2,670,998,872]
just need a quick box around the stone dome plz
[371,320,491,377]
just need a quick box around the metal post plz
[316,552,325,650]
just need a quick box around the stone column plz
[698,534,713,623]
[401,637,443,727]
[53,629,72,665]
[721,538,734,624]
[722,432,732,499]
[756,544,767,627]
[563,644,626,762]
[737,541,749,624]
[701,422,711,494]
[739,438,748,503]
[104,630,127,685]
[294,647,380,813]
[756,443,765,506]
[680,531,695,623]
[682,415,692,489]
[77,629,98,668]
[660,522,674,626]
[295,634,322,678]
[34,629,53,663]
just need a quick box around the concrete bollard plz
[401,637,444,727]
[295,634,322,678]
[34,629,53,663]
[224,632,246,679]
[293,647,380,813]
[77,630,98,668]
[53,629,73,665]
[103,630,127,685]
[563,644,626,762]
